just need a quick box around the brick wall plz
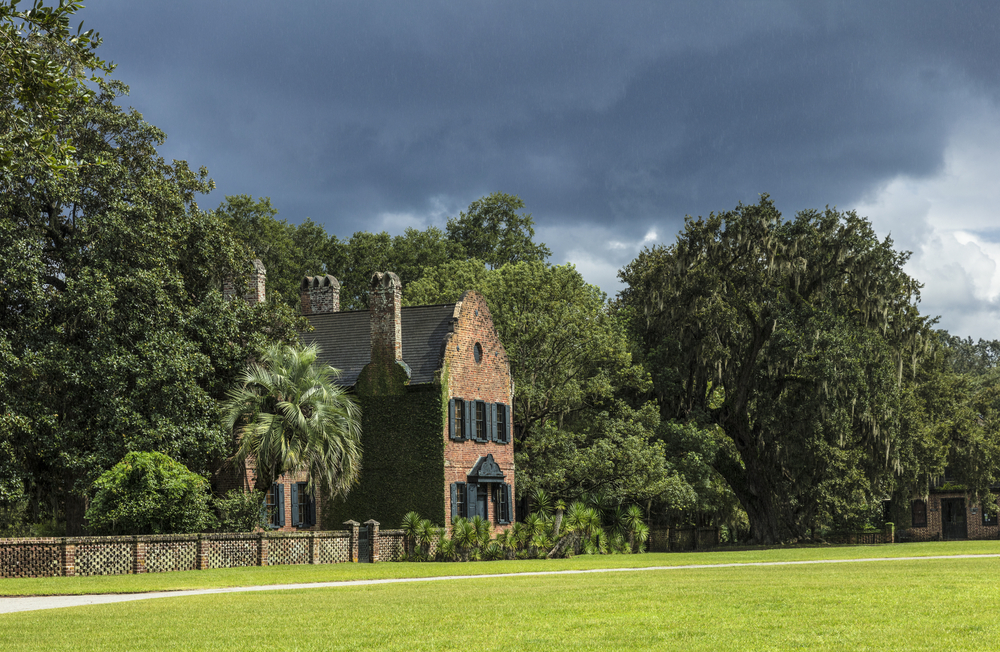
[0,530,356,578]
[245,463,323,533]
[442,291,515,528]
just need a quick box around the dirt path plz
[3,553,999,614]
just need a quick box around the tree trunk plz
[546,531,578,559]
[714,443,785,545]
[552,509,564,539]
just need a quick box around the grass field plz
[2,542,1000,651]
[2,540,999,596]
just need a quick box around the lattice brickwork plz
[0,540,61,578]
[379,530,405,562]
[146,539,198,573]
[317,534,350,564]
[205,535,257,569]
[75,539,134,576]
[268,536,310,566]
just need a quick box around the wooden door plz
[941,498,968,539]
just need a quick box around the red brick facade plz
[903,492,1000,541]
[441,291,515,528]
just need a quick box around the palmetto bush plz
[398,500,650,562]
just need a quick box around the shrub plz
[214,489,265,532]
[86,451,217,535]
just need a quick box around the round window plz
[474,342,483,364]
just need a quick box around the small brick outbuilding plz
[902,489,999,541]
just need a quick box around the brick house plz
[300,271,515,531]
[218,262,514,532]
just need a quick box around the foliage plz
[620,196,933,543]
[85,451,216,535]
[445,192,551,269]
[519,400,693,508]
[0,0,108,183]
[323,387,445,528]
[213,489,265,533]
[223,343,362,498]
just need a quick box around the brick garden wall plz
[0,529,361,579]
[443,292,515,527]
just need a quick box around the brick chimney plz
[223,259,266,305]
[369,271,402,361]
[300,275,340,315]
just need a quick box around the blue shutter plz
[467,482,478,518]
[450,482,459,520]
[290,483,300,527]
[504,484,513,523]
[464,400,473,440]
[490,403,498,442]
[498,404,506,443]
[277,484,285,527]
[449,399,457,440]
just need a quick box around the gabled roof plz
[301,304,456,386]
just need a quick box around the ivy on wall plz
[323,385,446,528]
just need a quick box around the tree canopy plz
[620,196,934,543]
[0,0,108,183]
[445,192,551,269]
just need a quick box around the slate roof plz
[301,304,456,386]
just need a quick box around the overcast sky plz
[78,1,1000,338]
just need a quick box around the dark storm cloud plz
[81,1,999,244]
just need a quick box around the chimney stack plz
[300,275,341,315]
[369,271,402,361]
[223,259,266,305]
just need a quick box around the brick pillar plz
[365,520,380,563]
[309,531,319,565]
[196,535,209,570]
[343,521,359,563]
[248,259,266,304]
[259,533,269,567]
[61,538,77,577]
[133,536,147,574]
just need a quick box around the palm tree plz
[222,343,362,499]
[452,518,477,561]
[624,504,647,553]
[400,511,422,557]
[551,499,567,538]
[417,519,438,558]
[531,488,554,517]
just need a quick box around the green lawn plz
[2,540,999,596]
[2,545,1000,651]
